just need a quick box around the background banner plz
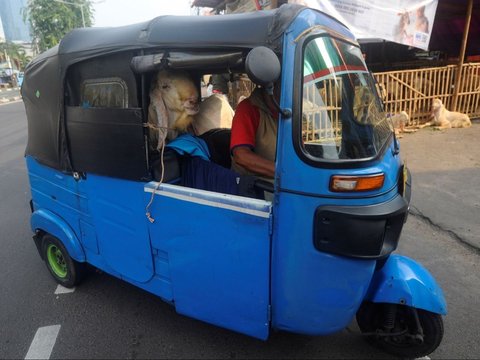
[291,0,439,50]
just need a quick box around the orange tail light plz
[330,174,385,192]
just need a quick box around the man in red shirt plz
[230,86,280,179]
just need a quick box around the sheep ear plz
[154,93,168,123]
[150,72,159,91]
[151,92,169,149]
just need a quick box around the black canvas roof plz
[22,4,346,177]
[29,4,308,69]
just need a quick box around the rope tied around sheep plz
[144,126,168,224]
[143,121,199,138]
[143,122,175,131]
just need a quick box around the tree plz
[23,0,94,53]
[0,41,32,70]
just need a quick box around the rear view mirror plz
[245,47,280,91]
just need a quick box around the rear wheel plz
[42,234,85,288]
[356,302,444,358]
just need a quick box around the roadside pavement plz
[399,122,480,251]
[0,86,22,103]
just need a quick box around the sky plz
[93,0,194,27]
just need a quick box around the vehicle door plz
[65,53,155,283]
[144,182,272,340]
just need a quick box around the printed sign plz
[290,0,439,50]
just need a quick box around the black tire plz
[41,234,86,288]
[356,302,444,358]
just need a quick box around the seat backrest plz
[199,128,232,169]
[150,148,181,183]
[181,156,239,195]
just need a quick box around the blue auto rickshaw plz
[22,5,446,358]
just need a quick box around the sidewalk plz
[399,122,480,251]
[0,86,21,103]
[0,86,20,92]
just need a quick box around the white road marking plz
[415,357,431,360]
[25,325,61,360]
[54,285,75,294]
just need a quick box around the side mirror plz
[245,46,280,92]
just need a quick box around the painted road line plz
[415,357,431,360]
[54,285,75,294]
[25,325,61,360]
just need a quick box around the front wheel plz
[42,234,86,288]
[356,302,444,358]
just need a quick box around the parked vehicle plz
[22,5,446,358]
[17,71,24,87]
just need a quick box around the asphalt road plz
[399,126,480,250]
[1,101,479,359]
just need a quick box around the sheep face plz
[156,70,200,116]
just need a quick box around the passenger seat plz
[199,128,232,169]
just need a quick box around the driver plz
[230,85,280,179]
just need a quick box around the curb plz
[0,96,22,103]
[0,86,20,93]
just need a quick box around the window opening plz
[301,36,392,161]
[81,77,129,108]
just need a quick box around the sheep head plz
[155,70,200,119]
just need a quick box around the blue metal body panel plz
[271,190,380,335]
[269,10,410,335]
[365,255,447,315]
[31,209,86,262]
[77,174,154,283]
[27,156,153,282]
[27,156,86,261]
[144,183,272,340]
[27,156,272,339]
[24,8,446,342]
[276,11,401,197]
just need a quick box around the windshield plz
[301,36,392,161]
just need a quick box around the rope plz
[145,126,168,223]
[143,121,195,223]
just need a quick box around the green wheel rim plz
[46,244,68,278]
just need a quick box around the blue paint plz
[277,10,402,197]
[24,7,446,343]
[27,155,271,339]
[77,174,154,283]
[365,255,447,315]
[31,209,86,262]
[145,183,271,340]
[270,190,378,334]
[269,9,406,335]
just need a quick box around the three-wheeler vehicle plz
[22,4,446,357]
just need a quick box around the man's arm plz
[232,146,275,179]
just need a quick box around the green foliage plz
[0,41,32,70]
[23,0,94,52]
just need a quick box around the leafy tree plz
[0,41,32,70]
[23,0,94,53]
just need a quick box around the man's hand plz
[232,146,275,179]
